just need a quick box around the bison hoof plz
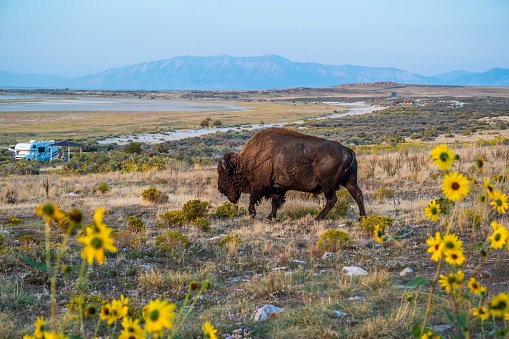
[249,213,256,219]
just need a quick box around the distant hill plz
[1,55,508,90]
[433,70,475,82]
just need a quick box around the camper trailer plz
[14,140,59,162]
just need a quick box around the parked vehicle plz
[13,140,59,161]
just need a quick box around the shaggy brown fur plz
[217,127,366,220]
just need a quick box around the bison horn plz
[221,159,228,170]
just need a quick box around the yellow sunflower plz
[119,317,144,339]
[489,225,509,249]
[439,270,463,293]
[488,292,509,317]
[444,249,466,266]
[33,316,46,339]
[374,224,384,243]
[484,178,496,200]
[202,321,218,339]
[490,190,509,214]
[472,306,490,321]
[142,298,176,333]
[100,303,115,324]
[442,233,463,252]
[421,331,441,339]
[442,172,470,201]
[431,144,455,170]
[467,277,486,295]
[424,200,441,222]
[78,229,117,265]
[35,203,66,223]
[426,232,444,262]
[42,332,68,339]
[111,299,129,321]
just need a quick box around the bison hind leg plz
[344,177,366,219]
[315,190,338,221]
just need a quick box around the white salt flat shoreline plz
[97,101,386,145]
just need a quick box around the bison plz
[217,127,366,220]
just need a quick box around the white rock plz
[336,223,347,228]
[342,266,368,276]
[68,192,80,197]
[346,296,365,301]
[399,268,414,276]
[253,304,285,321]
[293,259,305,264]
[333,310,347,317]
[433,324,453,332]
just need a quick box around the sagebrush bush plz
[181,200,212,222]
[7,216,22,226]
[317,229,351,252]
[217,234,242,248]
[127,216,145,233]
[158,210,186,228]
[326,190,353,219]
[142,187,168,204]
[96,183,110,194]
[191,217,211,232]
[214,202,246,218]
[372,187,395,203]
[156,231,191,251]
[358,214,393,234]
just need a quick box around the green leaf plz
[412,325,422,337]
[22,257,48,274]
[406,276,430,288]
[442,306,457,325]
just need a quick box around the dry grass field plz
[1,84,509,338]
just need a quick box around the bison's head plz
[217,152,241,203]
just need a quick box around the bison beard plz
[217,127,366,221]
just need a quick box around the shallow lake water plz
[0,95,246,113]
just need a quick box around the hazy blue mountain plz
[1,55,508,90]
[448,68,509,86]
[433,70,475,82]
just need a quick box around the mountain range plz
[1,55,508,90]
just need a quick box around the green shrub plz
[327,191,353,219]
[217,234,242,248]
[358,214,393,234]
[0,234,4,251]
[181,200,212,222]
[142,187,168,204]
[7,216,22,226]
[372,187,395,203]
[190,217,211,232]
[214,202,246,218]
[158,210,186,228]
[127,216,146,233]
[18,235,41,246]
[156,231,191,251]
[96,183,110,194]
[123,142,142,154]
[317,229,351,252]
[280,206,318,220]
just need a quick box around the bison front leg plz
[248,191,263,219]
[315,190,337,221]
[267,192,286,221]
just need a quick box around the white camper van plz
[14,140,59,162]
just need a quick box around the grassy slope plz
[1,86,509,338]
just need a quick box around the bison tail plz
[344,148,356,174]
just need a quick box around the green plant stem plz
[421,258,443,336]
